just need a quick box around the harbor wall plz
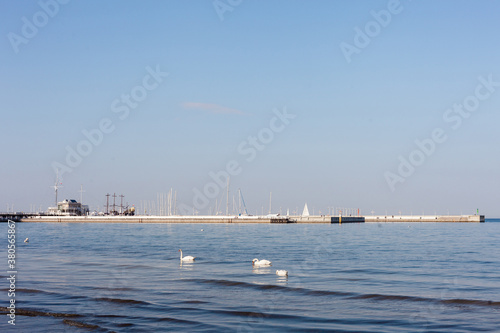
[365,215,484,222]
[20,215,288,224]
[17,214,484,223]
[289,216,364,223]
[23,215,365,224]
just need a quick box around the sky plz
[1,0,499,217]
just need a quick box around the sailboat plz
[302,203,310,217]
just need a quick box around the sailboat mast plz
[238,188,241,215]
[226,177,230,216]
[269,192,272,214]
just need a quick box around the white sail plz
[302,203,310,217]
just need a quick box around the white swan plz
[252,258,272,267]
[276,270,288,277]
[179,249,196,262]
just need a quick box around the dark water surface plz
[1,221,499,332]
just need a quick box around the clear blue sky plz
[2,0,499,216]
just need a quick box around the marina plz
[2,179,485,224]
[1,186,485,224]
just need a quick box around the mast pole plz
[226,177,230,216]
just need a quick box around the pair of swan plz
[179,251,288,276]
[179,254,274,267]
[253,258,288,277]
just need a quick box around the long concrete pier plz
[289,216,364,223]
[365,215,485,222]
[4,214,485,223]
[19,215,290,223]
[18,215,363,223]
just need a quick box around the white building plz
[47,199,89,216]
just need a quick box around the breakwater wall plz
[20,215,365,224]
[15,214,484,223]
[289,216,364,223]
[365,215,484,222]
[21,215,289,223]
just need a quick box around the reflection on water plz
[276,276,288,285]
[252,267,272,275]
[179,262,195,270]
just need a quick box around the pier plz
[16,215,364,224]
[2,214,485,224]
[18,215,291,224]
[365,215,485,223]
[289,216,365,223]
[0,212,39,222]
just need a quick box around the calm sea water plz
[1,220,500,332]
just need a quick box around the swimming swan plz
[276,270,288,277]
[179,249,196,262]
[252,258,272,267]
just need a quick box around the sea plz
[1,220,499,332]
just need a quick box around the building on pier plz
[47,199,89,216]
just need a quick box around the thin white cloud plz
[181,102,245,115]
